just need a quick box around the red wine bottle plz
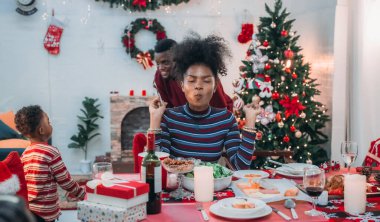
[141,132,162,214]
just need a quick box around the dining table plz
[116,167,380,222]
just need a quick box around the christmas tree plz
[232,0,330,168]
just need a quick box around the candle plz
[166,173,178,189]
[194,166,214,202]
[306,159,313,164]
[129,90,134,96]
[344,174,366,215]
[142,90,147,96]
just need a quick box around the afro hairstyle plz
[14,105,44,137]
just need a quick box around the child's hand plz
[149,97,167,128]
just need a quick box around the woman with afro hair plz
[149,34,261,170]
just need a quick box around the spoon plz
[284,199,298,219]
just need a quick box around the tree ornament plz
[256,131,263,140]
[257,105,275,126]
[290,125,296,132]
[251,50,268,73]
[289,31,295,37]
[122,18,167,69]
[283,135,290,143]
[270,22,277,28]
[232,78,245,94]
[272,91,280,100]
[279,95,306,118]
[273,58,280,64]
[285,67,291,73]
[284,49,294,59]
[268,134,273,140]
[275,112,282,122]
[295,130,302,138]
[263,40,269,47]
[278,121,284,128]
[292,73,298,79]
[264,63,271,70]
[281,29,288,37]
[300,112,306,119]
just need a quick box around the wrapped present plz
[86,180,149,200]
[87,192,148,208]
[78,201,146,222]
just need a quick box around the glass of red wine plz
[303,168,325,216]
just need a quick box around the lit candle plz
[166,173,178,189]
[129,90,134,96]
[194,166,214,202]
[344,174,366,215]
[142,90,147,96]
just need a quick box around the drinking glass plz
[92,162,113,179]
[303,168,325,216]
[341,141,358,174]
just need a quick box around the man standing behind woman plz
[149,34,260,170]
[153,38,234,111]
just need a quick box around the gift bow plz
[257,105,275,126]
[86,172,137,196]
[136,52,154,69]
[251,49,268,73]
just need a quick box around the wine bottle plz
[141,132,162,214]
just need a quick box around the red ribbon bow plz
[136,52,154,69]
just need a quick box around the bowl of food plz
[161,157,199,174]
[183,162,233,192]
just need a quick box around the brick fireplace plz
[109,95,152,172]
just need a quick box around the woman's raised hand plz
[243,99,262,128]
[149,97,167,129]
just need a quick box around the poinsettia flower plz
[279,95,306,118]
[156,31,166,40]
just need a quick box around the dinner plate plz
[218,197,266,214]
[233,170,270,179]
[209,202,272,219]
[275,163,318,178]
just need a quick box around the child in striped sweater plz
[15,105,85,222]
[149,34,261,170]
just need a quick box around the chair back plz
[363,138,380,167]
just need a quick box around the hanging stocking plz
[43,17,64,55]
[237,23,254,44]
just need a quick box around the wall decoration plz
[122,18,167,69]
[16,0,38,16]
[43,15,65,55]
[96,0,190,12]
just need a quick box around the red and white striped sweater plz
[21,142,85,222]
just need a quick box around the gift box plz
[86,180,149,200]
[86,193,148,208]
[77,201,146,222]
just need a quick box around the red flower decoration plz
[133,0,147,8]
[279,95,306,118]
[123,37,135,49]
[156,31,166,40]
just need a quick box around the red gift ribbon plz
[136,52,154,69]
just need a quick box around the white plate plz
[210,202,272,219]
[233,170,270,179]
[218,197,266,214]
[275,163,318,178]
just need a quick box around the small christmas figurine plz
[331,160,335,171]
[334,161,341,171]
[322,162,330,173]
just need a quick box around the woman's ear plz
[180,81,185,92]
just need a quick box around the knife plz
[271,206,291,221]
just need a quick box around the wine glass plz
[162,157,200,199]
[341,141,358,174]
[92,162,113,179]
[303,168,325,216]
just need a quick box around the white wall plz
[0,0,336,171]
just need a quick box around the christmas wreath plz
[122,18,167,69]
[97,0,190,12]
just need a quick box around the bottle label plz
[154,166,162,193]
[141,166,146,183]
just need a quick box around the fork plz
[196,202,209,221]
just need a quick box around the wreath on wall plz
[97,0,190,12]
[122,18,167,69]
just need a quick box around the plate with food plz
[210,197,272,219]
[233,170,270,180]
[183,162,233,191]
[275,163,319,178]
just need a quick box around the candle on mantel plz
[142,90,147,96]
[194,166,214,202]
[129,90,134,96]
[344,174,366,215]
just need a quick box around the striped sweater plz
[21,143,85,222]
[156,104,256,170]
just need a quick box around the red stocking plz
[237,23,254,44]
[43,17,64,55]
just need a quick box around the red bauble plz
[256,131,263,140]
[290,125,296,132]
[264,63,271,70]
[285,67,291,73]
[292,73,297,79]
[272,91,280,100]
[281,30,288,37]
[141,20,146,25]
[284,49,294,59]
[283,135,290,143]
[263,40,269,47]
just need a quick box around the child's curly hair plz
[15,105,44,136]
[172,33,231,81]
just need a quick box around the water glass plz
[341,141,358,174]
[92,162,113,179]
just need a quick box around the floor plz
[60,210,80,222]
